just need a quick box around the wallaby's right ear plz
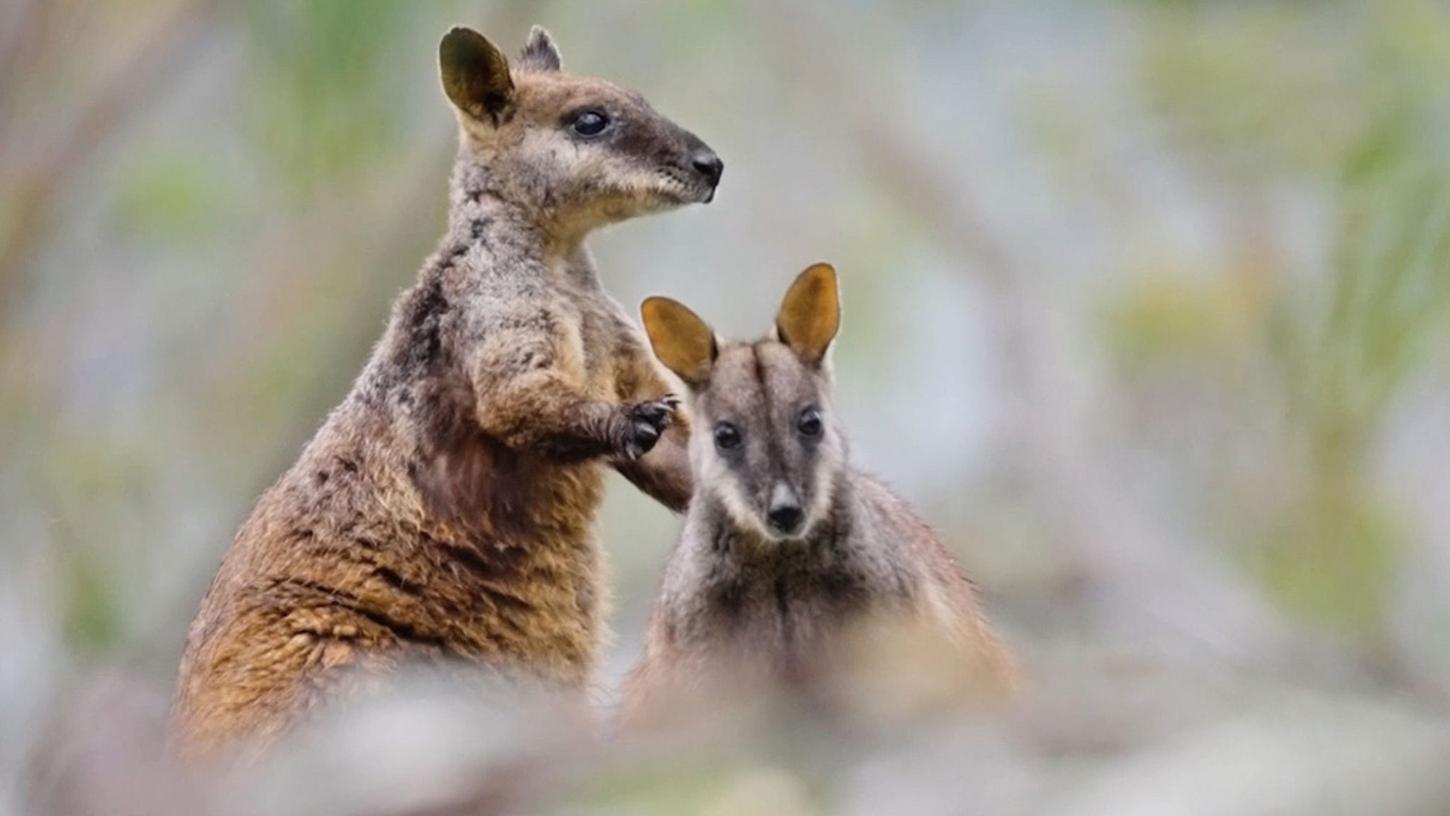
[518,25,563,72]
[440,27,515,126]
[641,297,718,388]
[775,262,840,367]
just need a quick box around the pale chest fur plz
[549,258,649,402]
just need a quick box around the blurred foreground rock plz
[24,641,1450,816]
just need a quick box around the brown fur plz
[171,26,715,758]
[621,265,1016,725]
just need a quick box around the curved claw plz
[619,398,675,460]
[629,399,674,428]
[623,419,661,461]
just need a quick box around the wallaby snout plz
[766,482,804,535]
[685,136,724,193]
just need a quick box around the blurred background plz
[5,0,1450,813]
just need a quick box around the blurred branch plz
[0,0,222,307]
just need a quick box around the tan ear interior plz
[775,263,840,365]
[641,297,717,386]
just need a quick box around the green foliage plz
[239,0,430,196]
[1247,475,1406,641]
[114,150,231,242]
[1140,3,1370,177]
[1264,135,1450,638]
[1108,0,1450,643]
[60,544,124,656]
[1102,268,1257,376]
[35,432,161,655]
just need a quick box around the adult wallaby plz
[173,25,719,757]
[621,264,1015,724]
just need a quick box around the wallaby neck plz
[446,156,585,264]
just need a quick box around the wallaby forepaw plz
[620,398,674,460]
[631,398,675,427]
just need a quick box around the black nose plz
[691,149,723,187]
[767,504,803,534]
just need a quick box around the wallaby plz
[621,264,1016,724]
[172,25,720,757]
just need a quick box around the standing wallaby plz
[621,264,1015,724]
[172,25,720,757]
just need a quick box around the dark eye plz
[798,408,823,438]
[570,109,610,137]
[713,422,742,451]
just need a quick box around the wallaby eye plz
[570,109,610,137]
[798,407,823,438]
[713,422,742,451]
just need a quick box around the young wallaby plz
[172,26,720,757]
[621,264,1016,724]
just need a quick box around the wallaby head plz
[439,25,722,238]
[642,264,846,542]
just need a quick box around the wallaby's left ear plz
[518,25,562,72]
[641,297,717,388]
[440,27,515,125]
[775,262,840,367]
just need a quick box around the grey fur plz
[622,270,1017,725]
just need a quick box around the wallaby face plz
[643,264,845,541]
[441,26,722,237]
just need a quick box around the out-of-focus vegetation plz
[4,0,1450,813]
[1132,0,1450,647]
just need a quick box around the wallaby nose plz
[767,504,802,534]
[691,149,724,187]
[767,484,803,535]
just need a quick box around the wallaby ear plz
[518,25,562,72]
[641,297,718,387]
[774,263,841,366]
[440,27,515,125]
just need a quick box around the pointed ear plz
[775,263,841,366]
[440,27,515,125]
[518,25,562,72]
[641,297,717,387]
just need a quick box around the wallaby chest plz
[551,271,644,401]
[690,543,874,635]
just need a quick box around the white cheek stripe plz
[693,436,772,540]
[798,449,839,538]
[715,480,771,540]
